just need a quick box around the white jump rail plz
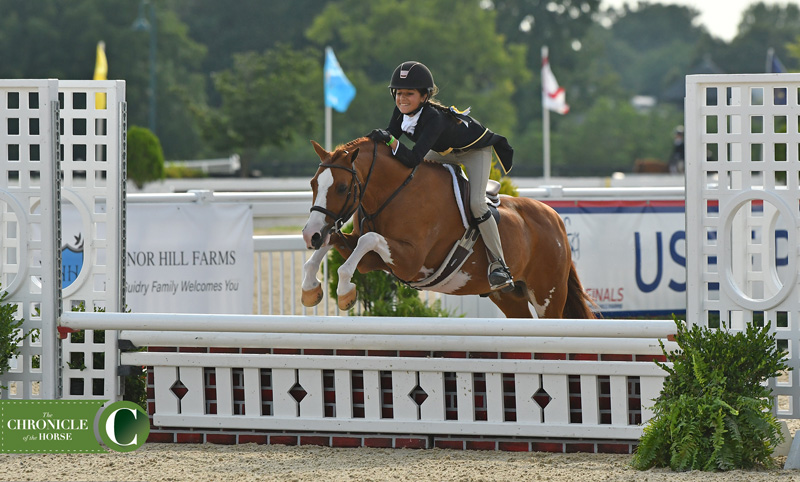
[62,313,677,440]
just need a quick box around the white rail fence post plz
[685,74,800,423]
[58,80,127,401]
[0,80,61,399]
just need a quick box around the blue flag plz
[769,50,787,73]
[324,47,356,113]
[768,48,787,105]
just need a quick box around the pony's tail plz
[562,262,599,319]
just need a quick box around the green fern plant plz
[632,317,790,471]
[0,284,36,390]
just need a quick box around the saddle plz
[407,164,501,290]
[446,164,501,229]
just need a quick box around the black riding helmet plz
[389,61,435,98]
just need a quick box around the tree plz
[717,2,800,73]
[0,0,208,160]
[127,126,165,189]
[195,45,321,177]
[306,0,530,146]
[484,0,601,127]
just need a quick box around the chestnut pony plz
[301,137,595,319]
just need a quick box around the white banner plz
[546,200,687,317]
[124,203,253,314]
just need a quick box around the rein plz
[310,140,418,245]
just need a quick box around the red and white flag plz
[542,50,569,115]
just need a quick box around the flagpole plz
[325,104,332,151]
[542,46,551,182]
[767,48,774,73]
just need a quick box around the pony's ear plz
[311,140,328,160]
[349,148,360,165]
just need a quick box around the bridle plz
[309,140,418,246]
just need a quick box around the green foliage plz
[70,303,146,410]
[632,318,790,472]
[163,163,208,179]
[325,224,455,317]
[195,44,321,176]
[0,285,34,389]
[127,125,165,189]
[490,161,518,197]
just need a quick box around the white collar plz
[401,107,423,135]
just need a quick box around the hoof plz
[338,289,357,311]
[301,285,323,307]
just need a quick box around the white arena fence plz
[127,186,686,319]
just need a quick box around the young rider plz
[368,61,515,292]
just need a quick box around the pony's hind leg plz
[489,287,534,318]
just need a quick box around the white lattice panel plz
[58,80,126,400]
[0,80,61,399]
[685,73,800,417]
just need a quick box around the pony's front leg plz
[301,244,332,307]
[336,232,394,311]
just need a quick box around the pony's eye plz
[336,183,348,194]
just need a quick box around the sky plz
[600,0,797,42]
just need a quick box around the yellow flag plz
[94,41,107,109]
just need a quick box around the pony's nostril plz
[311,232,321,249]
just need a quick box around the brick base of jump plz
[144,347,665,454]
[147,428,637,454]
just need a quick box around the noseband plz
[310,140,418,240]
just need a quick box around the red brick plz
[238,434,268,444]
[364,437,393,448]
[177,432,204,444]
[147,432,174,443]
[437,351,467,358]
[241,348,271,354]
[566,443,595,453]
[335,349,365,356]
[434,440,464,450]
[332,437,362,448]
[209,347,238,354]
[571,353,598,361]
[531,442,564,453]
[597,443,632,454]
[501,352,532,359]
[367,350,397,357]
[466,440,496,451]
[601,354,633,361]
[147,371,155,384]
[636,354,667,362]
[300,436,330,446]
[534,353,567,360]
[269,435,298,446]
[499,441,530,452]
[148,346,176,352]
[395,438,427,449]
[399,350,430,357]
[323,390,336,403]
[180,346,209,353]
[273,348,302,355]
[206,433,236,445]
[468,352,498,359]
[304,349,334,356]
